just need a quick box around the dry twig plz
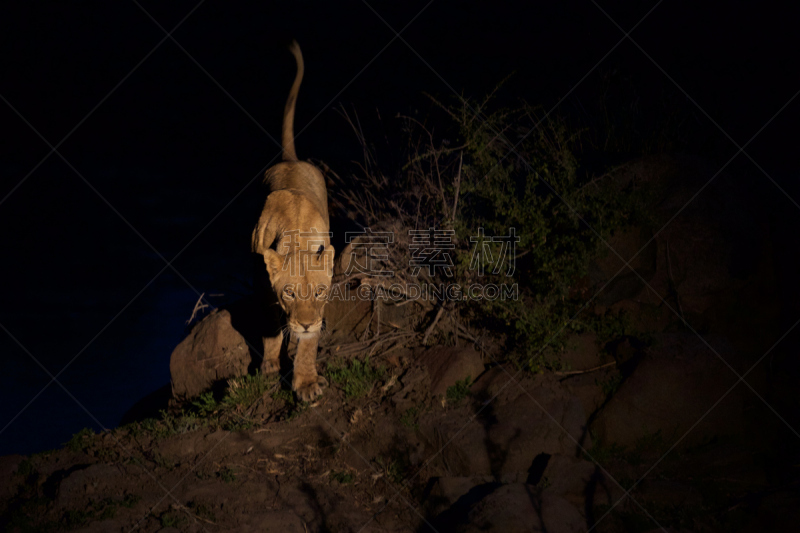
[422,307,445,345]
[554,361,616,377]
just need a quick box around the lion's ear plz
[316,243,334,255]
[263,249,283,279]
[322,244,335,276]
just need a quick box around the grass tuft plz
[326,357,386,399]
[446,376,472,403]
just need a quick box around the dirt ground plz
[2,336,797,533]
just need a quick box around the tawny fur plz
[251,41,334,402]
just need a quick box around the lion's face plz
[263,245,335,340]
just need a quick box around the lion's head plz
[263,243,335,340]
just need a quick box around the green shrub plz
[159,511,186,528]
[330,471,354,484]
[445,377,472,403]
[399,407,420,429]
[218,466,237,483]
[334,93,652,373]
[325,357,386,399]
[65,427,94,452]
[220,372,275,410]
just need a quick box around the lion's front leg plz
[292,335,323,402]
[260,333,283,375]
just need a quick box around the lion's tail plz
[281,40,304,162]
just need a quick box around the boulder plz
[55,464,121,508]
[427,370,589,478]
[590,155,779,358]
[590,332,746,448]
[170,309,250,400]
[456,484,585,533]
[416,346,484,396]
[557,333,620,418]
[0,455,25,500]
[538,453,625,508]
[425,475,496,517]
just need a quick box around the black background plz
[1,0,798,455]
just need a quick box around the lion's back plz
[264,161,328,221]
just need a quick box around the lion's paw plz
[294,378,324,402]
[260,359,280,375]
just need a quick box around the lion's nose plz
[300,322,312,331]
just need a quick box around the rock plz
[391,365,431,413]
[455,484,585,533]
[431,371,589,478]
[561,368,620,421]
[55,464,121,508]
[560,333,604,371]
[425,475,496,516]
[538,453,625,508]
[0,455,25,500]
[235,511,306,532]
[540,454,595,496]
[591,332,746,448]
[416,346,484,396]
[170,309,251,400]
[590,226,658,307]
[642,530,695,533]
[636,479,703,507]
[591,155,779,357]
[557,333,620,418]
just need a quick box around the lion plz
[251,40,334,401]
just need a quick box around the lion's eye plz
[315,286,326,297]
[284,287,295,298]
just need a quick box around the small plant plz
[152,452,175,470]
[527,354,569,374]
[330,470,354,484]
[15,458,35,478]
[272,388,296,406]
[155,409,204,438]
[376,454,410,484]
[626,430,665,466]
[65,427,94,452]
[271,387,310,420]
[446,376,472,403]
[218,466,237,483]
[221,372,276,411]
[192,391,218,416]
[159,511,186,528]
[96,447,118,463]
[99,502,117,520]
[63,509,92,528]
[326,356,387,399]
[586,432,627,465]
[188,501,216,523]
[224,418,256,431]
[138,417,159,434]
[400,407,420,430]
[121,494,141,508]
[285,400,310,420]
[597,374,623,399]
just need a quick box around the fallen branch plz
[422,307,445,345]
[186,292,210,325]
[450,151,462,222]
[324,331,416,357]
[554,361,616,377]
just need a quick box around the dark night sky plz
[1,0,798,454]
